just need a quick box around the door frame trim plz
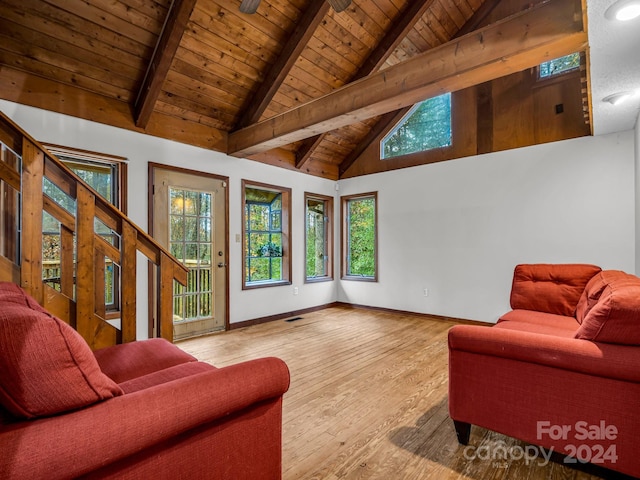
[148,162,230,337]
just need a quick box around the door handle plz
[217,262,227,268]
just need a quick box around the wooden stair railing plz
[0,111,188,350]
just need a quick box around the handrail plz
[0,110,188,349]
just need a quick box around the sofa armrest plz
[1,357,290,480]
[449,325,640,383]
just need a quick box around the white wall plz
[636,110,640,275]
[2,100,636,328]
[0,100,338,337]
[338,133,636,323]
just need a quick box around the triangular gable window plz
[381,93,452,160]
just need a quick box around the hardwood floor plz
[178,306,606,480]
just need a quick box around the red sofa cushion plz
[94,337,198,383]
[575,272,640,345]
[498,309,579,330]
[575,270,631,323]
[510,264,601,317]
[0,282,122,419]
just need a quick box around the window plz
[341,192,377,281]
[243,180,291,288]
[43,144,127,212]
[381,93,451,159]
[539,52,580,79]
[305,193,333,282]
[41,145,127,309]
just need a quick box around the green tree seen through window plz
[346,195,376,278]
[382,93,452,159]
[243,184,290,287]
[539,53,580,78]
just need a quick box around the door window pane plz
[170,187,214,322]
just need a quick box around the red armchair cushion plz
[94,337,197,383]
[0,282,122,419]
[575,272,640,345]
[510,264,601,317]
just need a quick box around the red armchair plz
[448,264,640,478]
[0,282,290,479]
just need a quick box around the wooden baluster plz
[60,225,75,298]
[75,183,97,347]
[20,138,44,304]
[121,222,137,343]
[158,252,174,342]
[94,250,106,321]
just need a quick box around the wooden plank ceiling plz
[0,0,588,180]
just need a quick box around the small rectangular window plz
[243,180,291,288]
[341,192,377,281]
[539,52,580,79]
[305,193,333,282]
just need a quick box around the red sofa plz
[449,264,640,478]
[0,282,290,479]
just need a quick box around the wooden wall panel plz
[342,67,589,178]
[491,71,536,152]
[533,72,591,144]
[0,0,590,181]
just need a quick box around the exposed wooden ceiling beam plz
[295,135,325,169]
[338,109,409,176]
[295,0,436,170]
[353,0,438,82]
[455,0,503,37]
[228,0,586,157]
[235,2,330,129]
[338,0,503,176]
[0,66,226,152]
[134,0,197,129]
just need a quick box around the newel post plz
[20,138,44,304]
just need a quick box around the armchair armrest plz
[449,325,640,383]
[1,357,290,480]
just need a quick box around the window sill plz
[243,280,292,290]
[342,275,377,282]
[305,276,334,284]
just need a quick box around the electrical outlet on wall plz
[423,288,429,297]
[294,287,299,295]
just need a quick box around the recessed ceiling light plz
[605,0,640,21]
[602,92,633,105]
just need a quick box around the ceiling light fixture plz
[239,0,261,14]
[239,0,352,15]
[326,0,352,13]
[602,91,634,105]
[604,0,640,21]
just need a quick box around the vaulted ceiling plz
[0,0,589,180]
